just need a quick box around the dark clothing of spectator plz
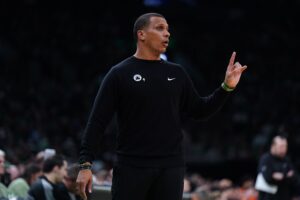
[27,176,56,200]
[258,152,298,200]
[54,183,82,200]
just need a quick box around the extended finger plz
[229,52,236,66]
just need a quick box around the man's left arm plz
[285,158,297,180]
[182,52,247,120]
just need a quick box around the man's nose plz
[166,32,170,38]
[164,30,170,38]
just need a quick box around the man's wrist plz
[221,82,235,92]
[79,162,92,171]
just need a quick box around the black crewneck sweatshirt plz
[79,56,230,167]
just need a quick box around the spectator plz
[0,149,8,198]
[27,154,67,200]
[8,163,42,198]
[239,176,258,200]
[6,164,20,182]
[256,135,299,200]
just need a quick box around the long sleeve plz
[77,56,233,167]
[258,153,293,185]
[283,158,298,184]
[258,154,276,184]
[180,68,230,120]
[79,68,118,164]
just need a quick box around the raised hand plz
[224,52,247,89]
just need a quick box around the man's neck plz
[44,173,57,184]
[134,47,160,60]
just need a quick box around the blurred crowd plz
[1,0,300,196]
[0,148,260,200]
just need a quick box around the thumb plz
[241,65,247,72]
[235,65,247,74]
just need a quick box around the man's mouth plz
[162,41,169,47]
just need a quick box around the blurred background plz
[1,0,300,185]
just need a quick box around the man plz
[28,154,67,200]
[77,12,247,200]
[0,149,8,198]
[257,135,299,200]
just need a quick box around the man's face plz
[141,16,170,54]
[272,138,288,158]
[55,161,68,183]
[0,155,5,175]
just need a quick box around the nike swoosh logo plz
[167,78,176,81]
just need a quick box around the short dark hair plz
[23,163,41,183]
[43,154,65,173]
[133,12,165,42]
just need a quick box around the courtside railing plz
[90,185,192,200]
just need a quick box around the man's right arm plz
[77,68,118,200]
[79,68,118,164]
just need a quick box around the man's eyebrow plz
[155,23,169,27]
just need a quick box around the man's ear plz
[53,165,59,172]
[137,30,146,41]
